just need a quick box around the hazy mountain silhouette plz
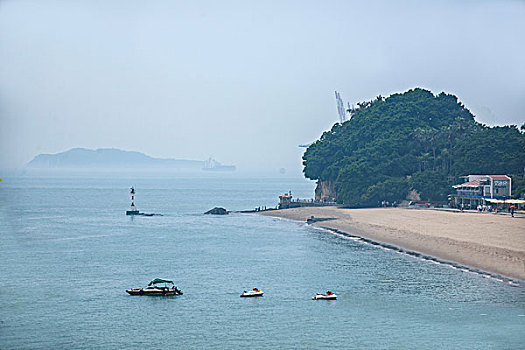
[27,148,204,169]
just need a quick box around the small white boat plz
[312,291,337,300]
[240,288,263,297]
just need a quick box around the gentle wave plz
[307,223,521,287]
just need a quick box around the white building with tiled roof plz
[452,175,511,208]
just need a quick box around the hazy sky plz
[1,0,524,174]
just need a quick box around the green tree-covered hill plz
[302,88,525,206]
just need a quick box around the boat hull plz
[202,166,236,171]
[312,294,337,300]
[126,288,182,296]
[240,291,263,297]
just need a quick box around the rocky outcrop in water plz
[204,207,229,215]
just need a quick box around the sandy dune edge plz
[259,207,525,281]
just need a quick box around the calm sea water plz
[1,173,524,349]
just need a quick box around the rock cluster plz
[204,207,229,215]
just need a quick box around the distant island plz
[27,148,205,169]
[302,88,525,206]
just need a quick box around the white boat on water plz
[240,288,263,297]
[126,278,183,296]
[312,291,337,300]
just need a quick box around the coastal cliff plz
[314,180,337,202]
[302,88,525,206]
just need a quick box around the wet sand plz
[259,207,525,280]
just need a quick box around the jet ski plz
[240,287,263,297]
[312,291,336,300]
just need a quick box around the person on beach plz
[510,205,515,217]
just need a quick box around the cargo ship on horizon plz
[202,157,236,172]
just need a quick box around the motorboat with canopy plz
[126,278,183,296]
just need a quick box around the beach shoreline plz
[258,207,525,281]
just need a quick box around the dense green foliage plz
[511,175,525,200]
[303,88,525,206]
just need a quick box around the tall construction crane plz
[335,91,347,123]
[298,91,351,149]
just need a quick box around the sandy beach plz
[259,207,525,280]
